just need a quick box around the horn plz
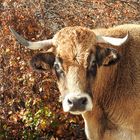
[9,26,53,50]
[96,33,129,46]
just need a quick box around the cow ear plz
[30,52,55,71]
[96,46,120,66]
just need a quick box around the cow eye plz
[90,60,96,67]
[54,63,60,71]
[89,61,96,70]
[87,63,97,77]
[54,63,62,73]
[89,60,96,71]
[54,63,64,79]
[87,53,97,77]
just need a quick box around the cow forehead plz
[53,26,97,66]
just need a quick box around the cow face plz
[10,26,128,115]
[30,27,121,114]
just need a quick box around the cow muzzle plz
[62,93,93,114]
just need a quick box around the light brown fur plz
[52,25,140,140]
[10,23,140,139]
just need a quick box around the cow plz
[9,24,140,140]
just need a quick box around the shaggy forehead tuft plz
[53,26,96,66]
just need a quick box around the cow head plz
[9,26,128,114]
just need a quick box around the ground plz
[0,0,140,139]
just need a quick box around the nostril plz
[81,97,87,105]
[67,99,73,105]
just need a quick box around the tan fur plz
[53,25,140,140]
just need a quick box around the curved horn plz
[96,33,129,46]
[9,26,53,50]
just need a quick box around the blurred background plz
[0,0,140,139]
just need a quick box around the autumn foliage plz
[0,0,140,139]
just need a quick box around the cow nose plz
[63,94,93,113]
[67,97,87,111]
